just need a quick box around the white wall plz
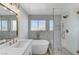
[61,8,79,54]
[18,7,28,39]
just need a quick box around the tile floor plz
[49,48,73,55]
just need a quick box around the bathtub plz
[32,40,49,55]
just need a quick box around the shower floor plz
[49,48,73,55]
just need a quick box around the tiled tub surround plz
[0,39,32,55]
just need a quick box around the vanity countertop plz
[0,48,25,55]
[0,40,32,55]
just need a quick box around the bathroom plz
[0,3,79,55]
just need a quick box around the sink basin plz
[11,40,31,49]
[15,41,27,48]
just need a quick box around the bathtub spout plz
[36,32,40,40]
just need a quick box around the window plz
[39,20,46,30]
[31,20,38,31]
[11,20,17,31]
[31,20,46,31]
[0,20,1,31]
[49,20,53,31]
[2,20,8,31]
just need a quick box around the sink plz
[11,40,31,48]
[15,41,26,48]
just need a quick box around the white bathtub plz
[32,40,49,55]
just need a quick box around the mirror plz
[0,4,18,41]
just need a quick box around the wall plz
[61,8,79,54]
[28,15,61,48]
[18,7,28,39]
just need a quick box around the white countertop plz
[0,48,24,55]
[0,40,32,55]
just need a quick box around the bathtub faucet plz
[36,32,40,40]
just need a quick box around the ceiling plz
[20,3,79,15]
